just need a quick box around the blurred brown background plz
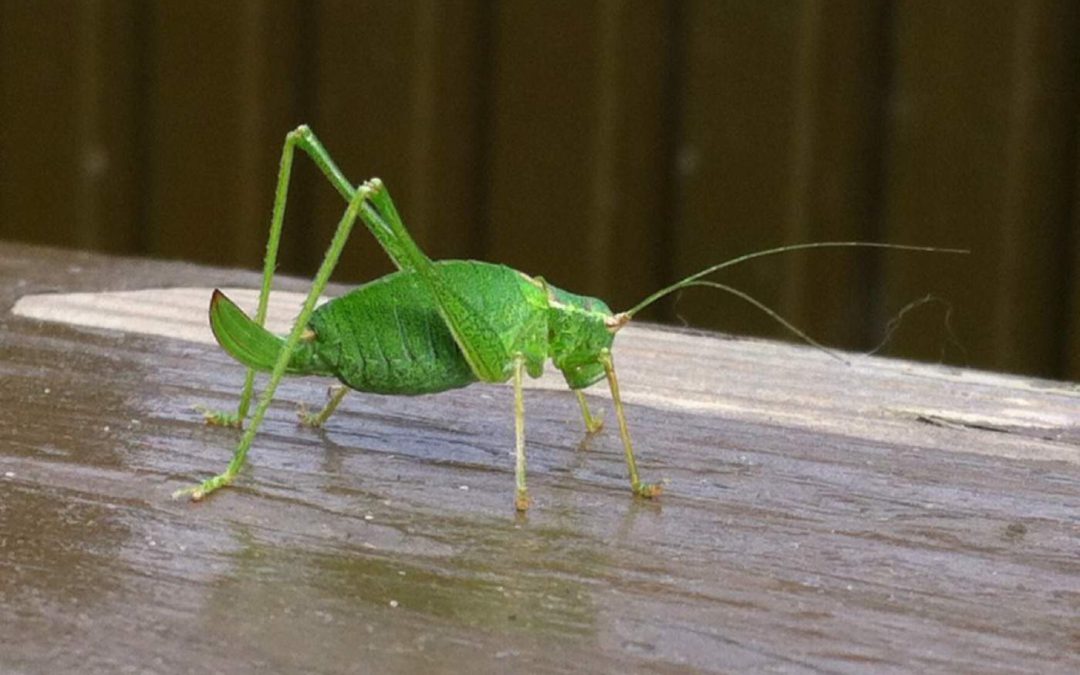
[1,0,1077,379]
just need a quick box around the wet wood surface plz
[1,241,1078,674]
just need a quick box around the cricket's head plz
[604,311,632,333]
[540,284,619,389]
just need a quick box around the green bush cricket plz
[175,125,962,511]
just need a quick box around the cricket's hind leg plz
[512,354,531,511]
[199,126,358,429]
[175,176,381,500]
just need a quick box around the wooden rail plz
[1,242,1077,673]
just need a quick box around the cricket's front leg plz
[598,350,662,499]
[512,355,531,511]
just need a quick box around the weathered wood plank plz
[1,242,1077,673]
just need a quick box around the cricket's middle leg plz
[513,355,531,512]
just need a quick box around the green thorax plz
[542,283,615,389]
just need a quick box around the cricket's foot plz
[515,488,532,512]
[298,386,347,428]
[297,404,323,428]
[172,472,234,501]
[632,481,664,499]
[583,416,604,435]
[195,405,243,429]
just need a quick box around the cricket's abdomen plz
[308,261,536,395]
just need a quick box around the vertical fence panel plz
[0,0,79,249]
[305,0,486,284]
[145,0,304,269]
[76,0,142,255]
[672,1,813,336]
[882,0,1079,376]
[584,0,672,315]
[485,1,601,292]
[484,0,670,310]
[415,0,490,263]
[788,0,890,347]
[0,0,140,253]
[1069,172,1080,380]
[1001,1,1080,378]
[229,1,310,271]
[672,1,901,349]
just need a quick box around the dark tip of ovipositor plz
[209,288,225,320]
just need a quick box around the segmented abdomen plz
[307,265,480,395]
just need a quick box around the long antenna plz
[623,241,968,319]
[669,280,849,364]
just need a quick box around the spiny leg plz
[574,391,604,435]
[175,182,377,500]
[201,126,363,428]
[512,354,531,511]
[298,385,349,428]
[598,350,662,499]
